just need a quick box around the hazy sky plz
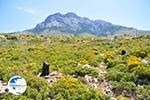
[0,0,150,33]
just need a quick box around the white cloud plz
[16,6,37,15]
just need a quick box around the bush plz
[106,70,137,82]
[116,95,130,100]
[136,85,150,100]
[127,56,141,69]
[49,76,106,100]
[135,51,147,58]
[112,81,136,93]
[134,65,150,84]
[74,66,99,77]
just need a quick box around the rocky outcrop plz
[0,78,9,94]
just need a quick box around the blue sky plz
[0,0,150,33]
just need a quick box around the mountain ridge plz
[24,12,150,36]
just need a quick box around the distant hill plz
[23,12,150,36]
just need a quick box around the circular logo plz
[8,76,27,95]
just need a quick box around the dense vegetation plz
[0,34,149,100]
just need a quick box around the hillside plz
[0,34,149,99]
[23,12,150,36]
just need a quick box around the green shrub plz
[49,76,106,100]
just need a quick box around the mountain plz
[24,12,150,36]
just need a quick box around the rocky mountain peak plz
[25,12,149,36]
